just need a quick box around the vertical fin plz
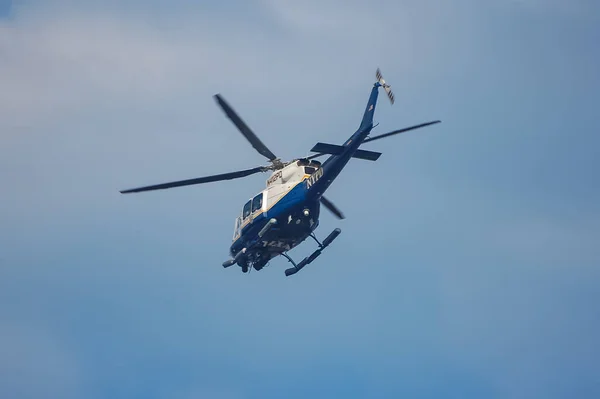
[358,84,380,131]
[358,69,395,131]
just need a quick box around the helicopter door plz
[232,216,241,240]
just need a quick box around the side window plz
[243,200,252,219]
[251,193,263,213]
[304,166,315,175]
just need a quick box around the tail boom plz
[309,70,392,196]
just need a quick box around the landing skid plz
[283,228,341,277]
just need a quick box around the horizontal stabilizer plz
[310,142,381,161]
[352,149,382,161]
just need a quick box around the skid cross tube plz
[283,228,342,277]
[309,233,323,248]
[281,252,298,267]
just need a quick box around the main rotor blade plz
[213,94,278,161]
[306,153,327,160]
[320,196,345,219]
[120,166,267,194]
[362,120,441,144]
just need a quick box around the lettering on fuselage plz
[305,167,323,189]
[267,170,282,185]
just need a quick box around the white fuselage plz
[231,160,321,241]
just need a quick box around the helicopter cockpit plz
[232,159,323,240]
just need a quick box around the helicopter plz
[120,69,441,276]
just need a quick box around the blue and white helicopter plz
[120,69,441,276]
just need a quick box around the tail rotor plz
[376,68,395,105]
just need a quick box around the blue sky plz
[0,1,10,19]
[1,1,599,398]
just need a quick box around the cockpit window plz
[243,200,252,219]
[251,193,263,213]
[304,166,316,175]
